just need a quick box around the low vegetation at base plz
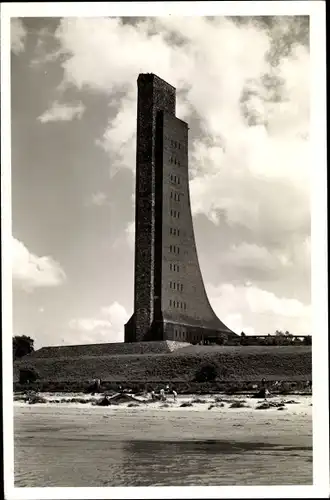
[19,368,39,384]
[13,345,311,395]
[229,400,249,408]
[194,363,218,383]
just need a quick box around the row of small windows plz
[170,140,181,149]
[169,281,184,292]
[170,209,180,218]
[173,331,202,342]
[169,244,180,254]
[169,157,181,166]
[174,329,185,339]
[169,263,180,272]
[170,174,180,185]
[169,300,187,310]
[169,227,180,236]
[170,191,181,202]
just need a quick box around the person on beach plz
[261,378,269,400]
[159,388,166,402]
[172,389,177,401]
[151,390,156,400]
[91,378,101,395]
[306,380,312,391]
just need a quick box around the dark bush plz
[229,400,249,408]
[95,396,112,406]
[13,335,34,359]
[19,368,39,384]
[225,384,244,395]
[194,363,218,383]
[208,402,225,410]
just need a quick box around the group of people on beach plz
[150,385,177,402]
[90,377,312,401]
[91,379,178,402]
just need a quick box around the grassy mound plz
[26,341,189,359]
[14,345,311,388]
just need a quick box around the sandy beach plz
[14,393,312,487]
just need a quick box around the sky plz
[10,15,311,349]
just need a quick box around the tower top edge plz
[160,110,189,128]
[137,73,176,91]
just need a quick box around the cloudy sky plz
[10,15,311,348]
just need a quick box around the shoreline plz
[14,391,312,413]
[14,394,312,487]
[14,393,312,487]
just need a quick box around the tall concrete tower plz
[125,73,236,343]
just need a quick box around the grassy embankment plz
[14,345,312,394]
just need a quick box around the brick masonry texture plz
[125,74,238,343]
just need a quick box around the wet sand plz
[14,394,312,486]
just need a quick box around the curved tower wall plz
[125,73,236,343]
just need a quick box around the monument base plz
[125,314,237,344]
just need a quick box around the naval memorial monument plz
[125,73,237,344]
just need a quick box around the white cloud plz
[125,221,135,250]
[207,283,311,335]
[112,221,135,251]
[38,101,85,123]
[222,313,255,336]
[12,237,66,291]
[50,17,309,238]
[101,301,129,330]
[97,93,137,175]
[30,16,310,335]
[11,18,27,55]
[87,191,107,207]
[68,301,129,344]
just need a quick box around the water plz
[14,402,312,487]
